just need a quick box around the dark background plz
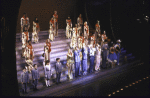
[1,0,149,96]
[85,0,149,63]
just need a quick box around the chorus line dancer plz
[20,13,30,40]
[84,21,89,39]
[78,33,84,49]
[95,20,101,44]
[95,44,101,71]
[25,41,34,73]
[72,24,80,38]
[90,33,96,46]
[70,36,77,49]
[95,20,100,35]
[77,14,83,34]
[53,11,58,36]
[66,16,72,38]
[101,31,107,46]
[49,17,55,41]
[26,40,34,60]
[32,17,40,43]
[22,27,29,57]
[67,48,74,79]
[70,24,79,48]
[43,39,51,64]
[25,59,33,73]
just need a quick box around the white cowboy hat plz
[117,39,121,43]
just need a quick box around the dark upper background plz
[1,0,149,96]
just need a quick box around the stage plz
[16,29,146,96]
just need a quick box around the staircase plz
[16,29,72,92]
[16,29,136,95]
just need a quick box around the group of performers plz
[65,14,121,79]
[21,11,58,73]
[20,12,122,94]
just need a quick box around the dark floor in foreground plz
[54,62,150,96]
[23,59,149,96]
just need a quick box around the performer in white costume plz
[53,11,58,36]
[101,31,107,46]
[95,44,101,71]
[25,40,34,73]
[66,16,72,38]
[67,48,74,79]
[90,33,96,46]
[22,27,29,57]
[78,33,84,49]
[77,14,83,33]
[49,18,55,41]
[95,20,101,43]
[72,24,80,38]
[21,13,30,31]
[70,36,77,49]
[43,39,51,64]
[20,13,30,40]
[84,21,89,39]
[32,17,40,43]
